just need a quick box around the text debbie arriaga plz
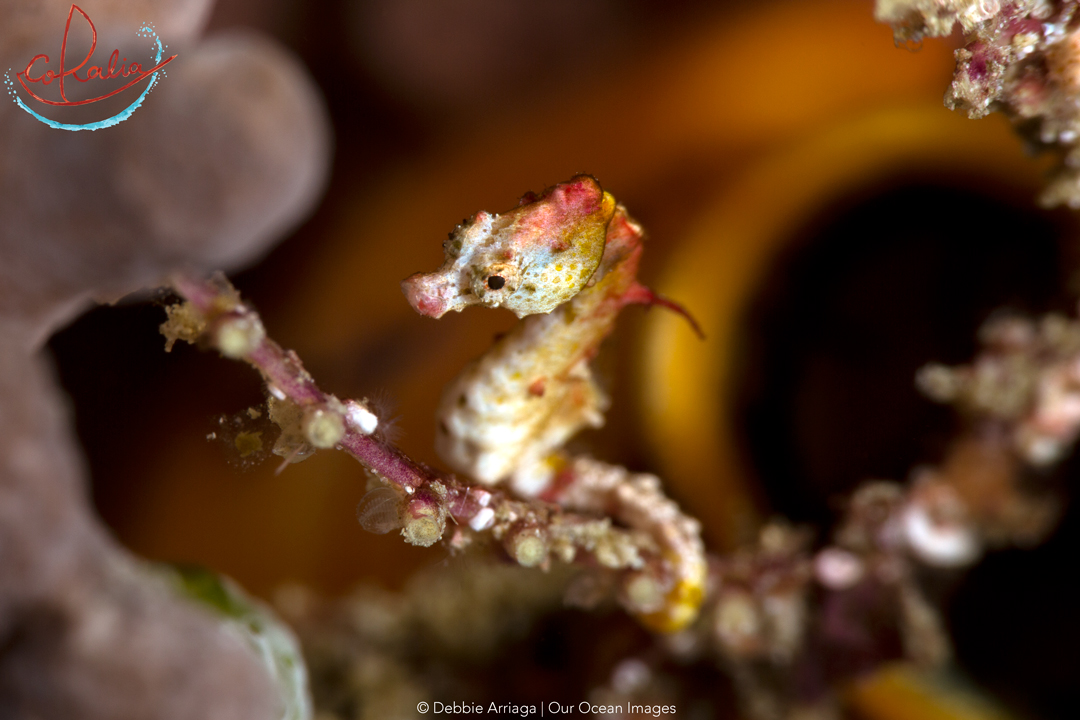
[430,701,677,717]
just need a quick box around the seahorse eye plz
[487,275,506,290]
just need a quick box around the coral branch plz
[679,308,1080,718]
[162,269,701,627]
[915,311,1072,542]
[876,0,1080,206]
[547,457,706,633]
[167,273,426,492]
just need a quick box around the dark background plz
[43,1,1079,717]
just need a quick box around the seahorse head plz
[402,175,616,318]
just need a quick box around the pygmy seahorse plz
[402,176,706,633]
[402,175,663,494]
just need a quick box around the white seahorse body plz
[437,303,606,493]
[438,207,645,495]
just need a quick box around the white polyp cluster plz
[402,512,443,547]
[713,591,761,656]
[401,484,448,548]
[344,400,379,435]
[303,407,345,449]
[1015,361,1080,464]
[467,489,496,531]
[901,501,980,567]
[214,314,265,359]
[1015,427,1066,466]
[469,507,495,532]
[813,548,865,590]
[506,527,548,568]
[610,659,651,695]
[622,571,666,614]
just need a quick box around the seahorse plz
[402,175,706,632]
[403,176,660,490]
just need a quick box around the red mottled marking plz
[528,378,546,397]
[512,176,605,254]
[418,298,442,317]
[401,274,447,318]
[965,41,990,80]
[1008,17,1043,37]
[538,466,577,504]
[556,176,604,212]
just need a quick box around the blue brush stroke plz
[8,24,165,132]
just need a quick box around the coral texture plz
[0,0,331,717]
[278,563,572,720]
[875,0,1080,206]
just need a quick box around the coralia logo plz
[4,4,176,131]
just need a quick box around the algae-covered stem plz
[168,272,429,493]
[167,272,505,548]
